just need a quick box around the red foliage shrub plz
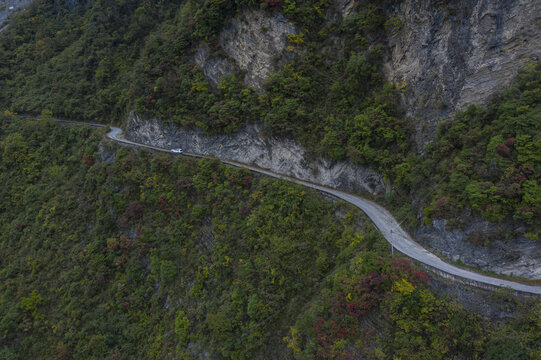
[390,257,413,274]
[82,154,94,166]
[119,235,134,250]
[520,166,534,175]
[122,156,135,170]
[139,244,149,256]
[109,348,123,360]
[242,175,252,187]
[97,275,108,287]
[240,205,251,216]
[496,143,511,157]
[157,195,169,214]
[144,94,155,106]
[55,347,71,359]
[390,257,429,285]
[260,0,280,8]
[158,59,170,70]
[431,197,454,217]
[119,201,144,227]
[505,137,515,146]
[504,183,523,198]
[124,201,143,219]
[176,177,193,189]
[415,271,429,284]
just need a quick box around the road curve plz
[91,125,541,295]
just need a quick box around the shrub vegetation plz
[0,115,539,359]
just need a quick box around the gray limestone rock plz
[416,218,541,280]
[194,9,296,90]
[193,45,236,88]
[220,9,295,90]
[125,112,386,196]
[383,0,541,147]
[327,0,357,23]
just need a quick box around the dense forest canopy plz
[1,115,540,359]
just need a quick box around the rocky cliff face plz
[194,9,295,89]
[384,0,541,146]
[125,112,386,196]
[193,0,541,145]
[380,0,541,279]
[416,217,541,280]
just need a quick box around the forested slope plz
[404,63,541,241]
[1,116,540,359]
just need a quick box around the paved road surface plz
[57,124,540,295]
[0,0,33,29]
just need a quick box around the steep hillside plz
[1,0,539,156]
[1,115,540,359]
[1,1,541,358]
[0,0,540,323]
[126,62,541,279]
[400,63,541,278]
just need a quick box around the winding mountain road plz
[47,121,541,295]
[100,126,541,295]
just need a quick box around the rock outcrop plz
[125,112,386,196]
[194,9,295,90]
[384,0,541,147]
[194,0,541,144]
[416,217,541,280]
[194,45,235,88]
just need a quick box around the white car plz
[171,148,183,154]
